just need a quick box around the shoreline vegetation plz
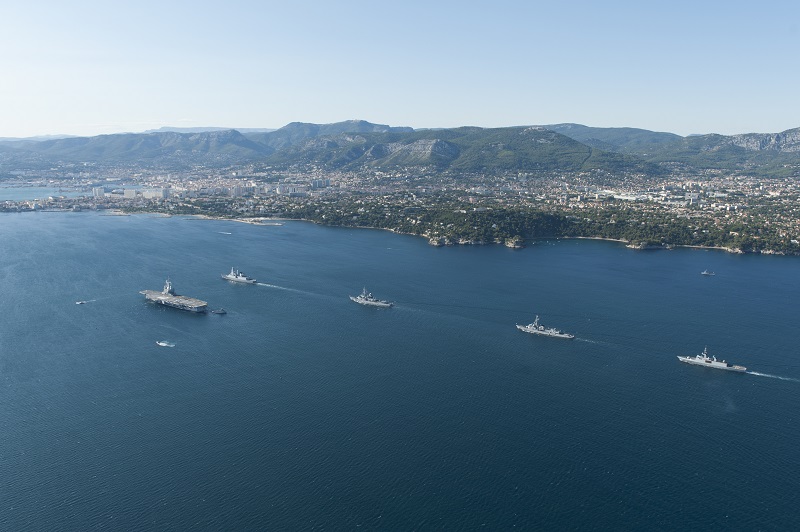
[123,209,800,256]
[273,203,800,256]
[14,203,798,256]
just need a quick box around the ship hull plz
[516,324,574,339]
[350,296,392,308]
[141,290,208,313]
[221,275,257,284]
[677,356,746,372]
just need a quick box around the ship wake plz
[747,371,800,382]
[257,282,309,295]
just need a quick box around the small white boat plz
[701,270,715,276]
[156,340,176,348]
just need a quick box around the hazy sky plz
[1,0,798,138]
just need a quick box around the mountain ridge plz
[1,120,799,179]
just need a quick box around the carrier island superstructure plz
[140,279,208,313]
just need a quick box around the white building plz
[143,188,168,199]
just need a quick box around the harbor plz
[3,213,799,531]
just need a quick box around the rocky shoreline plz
[168,214,800,256]
[26,209,799,256]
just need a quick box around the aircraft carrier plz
[140,279,208,313]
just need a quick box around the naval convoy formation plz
[141,266,255,313]
[140,271,748,374]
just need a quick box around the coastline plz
[179,214,302,225]
[279,219,772,255]
[562,236,629,244]
[11,209,799,256]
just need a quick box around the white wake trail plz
[747,371,800,382]
[256,282,310,295]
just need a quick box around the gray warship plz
[350,288,393,308]
[221,267,257,284]
[141,279,208,313]
[516,315,574,339]
[677,347,746,372]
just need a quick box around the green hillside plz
[2,120,799,179]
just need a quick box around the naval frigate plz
[350,288,393,308]
[221,267,257,284]
[677,347,746,372]
[516,315,574,339]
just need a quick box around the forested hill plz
[258,126,660,177]
[2,120,799,179]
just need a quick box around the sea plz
[0,187,87,202]
[1,211,798,530]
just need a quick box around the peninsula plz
[2,120,800,255]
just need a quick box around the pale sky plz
[1,0,798,138]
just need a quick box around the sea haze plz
[1,212,798,529]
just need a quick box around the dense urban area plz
[3,162,800,255]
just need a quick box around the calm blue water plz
[1,212,798,530]
[0,187,87,201]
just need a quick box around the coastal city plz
[3,163,800,254]
[5,2,800,530]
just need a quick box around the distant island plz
[2,119,799,255]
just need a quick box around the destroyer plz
[350,288,393,308]
[140,279,208,313]
[516,315,574,339]
[677,347,746,372]
[221,267,257,284]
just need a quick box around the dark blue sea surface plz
[1,212,798,530]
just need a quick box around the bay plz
[1,212,798,530]
[0,187,88,202]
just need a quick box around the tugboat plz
[677,346,746,372]
[221,267,257,284]
[211,308,227,315]
[516,315,574,339]
[350,288,393,308]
